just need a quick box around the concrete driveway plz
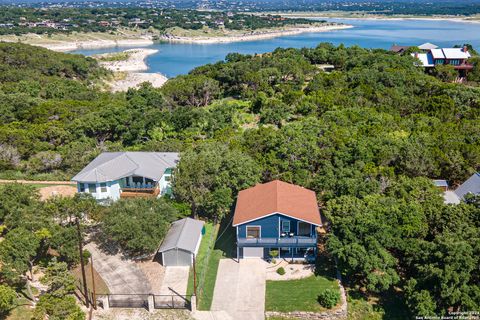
[160,267,190,296]
[86,242,151,294]
[211,259,266,320]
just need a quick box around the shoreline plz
[95,48,168,92]
[0,36,154,52]
[41,38,154,52]
[275,12,480,24]
[159,24,353,44]
[1,24,351,51]
[96,48,159,72]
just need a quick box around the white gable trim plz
[233,211,321,227]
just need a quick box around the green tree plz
[40,259,76,297]
[101,198,180,256]
[173,142,261,220]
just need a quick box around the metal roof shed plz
[158,218,205,266]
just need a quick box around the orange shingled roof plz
[232,180,321,226]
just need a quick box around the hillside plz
[0,42,479,316]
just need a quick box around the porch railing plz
[237,236,316,247]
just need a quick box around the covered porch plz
[119,175,160,199]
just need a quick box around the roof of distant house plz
[233,180,321,226]
[158,218,204,253]
[455,172,480,200]
[442,48,471,59]
[72,152,179,183]
[433,179,448,188]
[418,42,438,50]
[412,52,434,67]
[390,45,410,53]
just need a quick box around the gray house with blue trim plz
[72,152,179,202]
[233,180,321,260]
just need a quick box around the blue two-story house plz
[233,180,322,260]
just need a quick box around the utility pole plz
[90,256,97,309]
[77,218,89,308]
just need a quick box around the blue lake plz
[74,18,480,78]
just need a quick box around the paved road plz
[86,242,151,294]
[211,259,266,320]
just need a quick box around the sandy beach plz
[159,24,353,44]
[41,38,154,52]
[96,48,159,72]
[96,48,168,92]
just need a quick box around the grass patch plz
[72,262,109,295]
[6,305,34,320]
[266,274,339,312]
[186,217,235,310]
[346,288,410,320]
[96,51,131,62]
[6,286,38,320]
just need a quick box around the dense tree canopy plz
[0,42,479,316]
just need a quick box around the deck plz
[237,236,316,248]
[120,187,160,199]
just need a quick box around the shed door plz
[163,249,192,266]
[177,249,192,266]
[163,250,178,266]
[243,247,264,258]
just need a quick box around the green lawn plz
[186,218,235,310]
[266,274,340,312]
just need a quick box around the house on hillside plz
[411,46,473,79]
[389,44,411,54]
[435,173,480,205]
[72,152,179,202]
[454,172,480,201]
[233,180,321,260]
[418,42,438,51]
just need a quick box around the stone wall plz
[265,279,348,320]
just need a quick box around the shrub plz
[269,249,278,258]
[317,289,340,309]
[0,284,17,315]
[276,267,285,275]
[33,294,84,320]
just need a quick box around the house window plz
[435,59,445,65]
[246,226,261,239]
[100,183,107,193]
[79,184,85,192]
[281,220,290,233]
[132,176,143,184]
[88,184,96,193]
[298,222,311,237]
[164,175,171,182]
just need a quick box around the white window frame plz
[246,225,261,239]
[281,220,290,233]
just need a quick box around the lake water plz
[74,18,480,78]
